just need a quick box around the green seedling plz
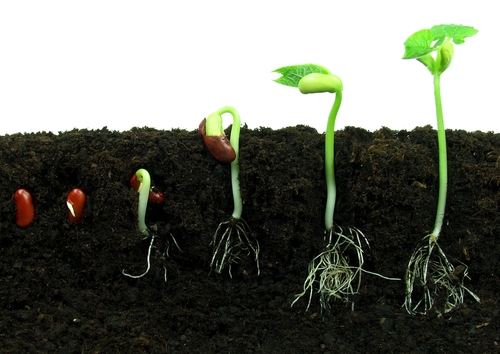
[273,64,397,310]
[135,168,152,237]
[123,168,180,280]
[199,106,260,276]
[402,24,480,315]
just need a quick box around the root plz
[122,236,156,279]
[292,226,398,311]
[404,234,480,315]
[122,233,180,281]
[210,217,260,277]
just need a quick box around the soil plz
[0,125,499,353]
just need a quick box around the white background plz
[0,1,496,135]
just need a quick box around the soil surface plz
[0,125,499,353]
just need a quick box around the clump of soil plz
[0,125,499,353]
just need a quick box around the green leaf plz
[430,24,478,45]
[273,64,330,87]
[402,24,478,60]
[402,29,435,59]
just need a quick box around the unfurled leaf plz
[430,24,478,45]
[273,64,330,87]
[403,29,435,59]
[403,24,478,60]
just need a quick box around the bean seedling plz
[123,168,179,280]
[402,24,480,315]
[132,168,152,237]
[273,64,396,310]
[199,106,259,276]
[130,172,165,205]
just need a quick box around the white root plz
[210,218,260,277]
[404,234,480,315]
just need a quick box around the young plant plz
[123,168,179,280]
[132,168,152,237]
[130,173,165,205]
[273,64,396,310]
[13,188,35,228]
[402,24,480,315]
[199,106,259,276]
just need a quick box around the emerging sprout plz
[199,112,236,164]
[130,173,165,205]
[134,168,151,237]
[200,106,259,276]
[273,64,397,310]
[66,188,87,224]
[402,24,480,315]
[122,168,179,280]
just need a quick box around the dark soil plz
[0,125,499,353]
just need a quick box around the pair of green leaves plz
[273,64,331,88]
[273,64,343,94]
[402,24,478,60]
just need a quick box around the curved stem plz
[136,168,151,236]
[324,92,342,231]
[431,73,447,240]
[217,106,243,219]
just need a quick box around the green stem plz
[135,168,151,236]
[217,106,243,219]
[324,91,342,231]
[431,73,447,240]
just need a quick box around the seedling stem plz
[203,106,260,276]
[221,106,243,219]
[123,168,180,280]
[273,64,396,310]
[402,24,480,314]
[324,90,342,230]
[432,72,446,241]
[135,168,151,237]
